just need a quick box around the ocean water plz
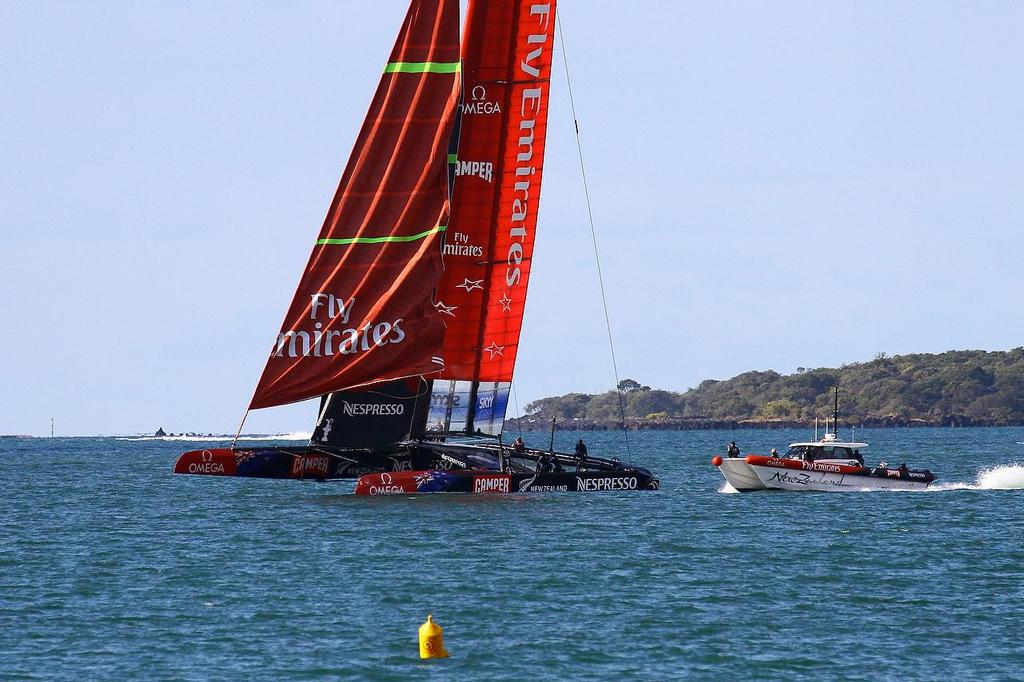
[3,427,1024,680]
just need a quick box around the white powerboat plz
[713,389,936,492]
[713,433,936,492]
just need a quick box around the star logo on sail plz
[434,301,457,317]
[497,293,512,312]
[483,342,505,358]
[457,278,484,293]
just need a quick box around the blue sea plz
[3,427,1024,680]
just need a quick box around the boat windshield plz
[786,445,863,461]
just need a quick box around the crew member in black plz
[575,438,588,460]
[727,441,740,458]
[536,453,555,473]
[512,436,526,455]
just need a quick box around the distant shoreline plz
[504,415,1024,432]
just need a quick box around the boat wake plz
[930,464,1024,492]
[118,432,313,442]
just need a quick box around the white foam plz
[929,464,1024,492]
[117,431,312,442]
[718,482,739,494]
[976,464,1024,490]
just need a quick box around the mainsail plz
[250,0,461,410]
[428,0,557,434]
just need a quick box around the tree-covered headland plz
[508,349,1024,430]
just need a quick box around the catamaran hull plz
[354,469,660,495]
[173,446,440,481]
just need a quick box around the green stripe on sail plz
[316,225,447,246]
[384,61,460,74]
[447,153,458,164]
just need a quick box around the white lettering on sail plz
[505,5,552,289]
[309,294,354,322]
[460,85,502,116]
[454,160,494,183]
[442,231,484,257]
[274,295,406,358]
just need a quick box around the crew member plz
[770,448,779,458]
[575,438,588,460]
[727,441,740,458]
[536,453,553,473]
[512,436,526,455]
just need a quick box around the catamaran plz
[174,0,659,493]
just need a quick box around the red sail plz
[435,0,557,383]
[250,0,461,410]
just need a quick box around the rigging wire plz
[556,13,631,460]
[511,381,524,438]
[232,410,249,448]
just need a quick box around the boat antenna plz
[832,385,840,439]
[549,418,556,454]
[557,12,630,460]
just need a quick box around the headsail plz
[429,0,557,434]
[250,0,461,410]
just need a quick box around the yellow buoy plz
[418,614,449,659]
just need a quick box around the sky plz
[2,1,1022,436]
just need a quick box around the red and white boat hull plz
[714,455,935,492]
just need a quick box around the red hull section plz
[174,448,238,476]
[174,448,331,481]
[354,470,487,495]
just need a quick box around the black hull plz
[354,468,661,495]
